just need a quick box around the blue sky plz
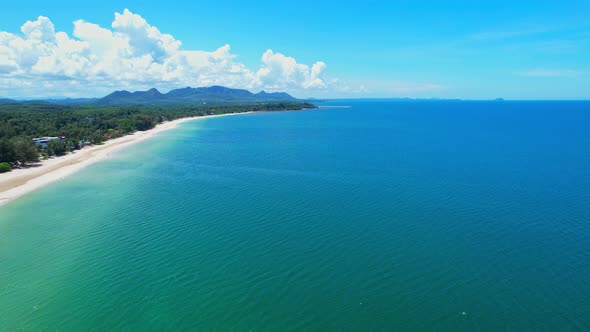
[0,0,589,99]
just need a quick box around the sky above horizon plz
[0,0,589,100]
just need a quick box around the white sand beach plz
[0,113,250,207]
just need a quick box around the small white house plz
[32,137,63,148]
[79,140,91,148]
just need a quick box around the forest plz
[0,102,315,171]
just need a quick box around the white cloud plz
[0,9,329,98]
[515,69,582,78]
[111,9,180,62]
[21,16,57,43]
[256,50,328,90]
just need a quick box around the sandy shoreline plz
[0,112,250,207]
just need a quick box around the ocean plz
[1,100,589,331]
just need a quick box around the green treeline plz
[0,102,315,168]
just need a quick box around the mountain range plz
[0,86,300,106]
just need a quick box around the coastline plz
[0,112,251,207]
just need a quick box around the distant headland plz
[0,86,308,107]
[0,86,317,205]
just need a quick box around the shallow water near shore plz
[1,100,590,330]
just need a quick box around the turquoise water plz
[1,100,590,331]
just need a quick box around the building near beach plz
[32,137,64,148]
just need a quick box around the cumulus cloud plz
[0,9,329,97]
[256,50,327,90]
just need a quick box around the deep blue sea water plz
[1,100,590,331]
